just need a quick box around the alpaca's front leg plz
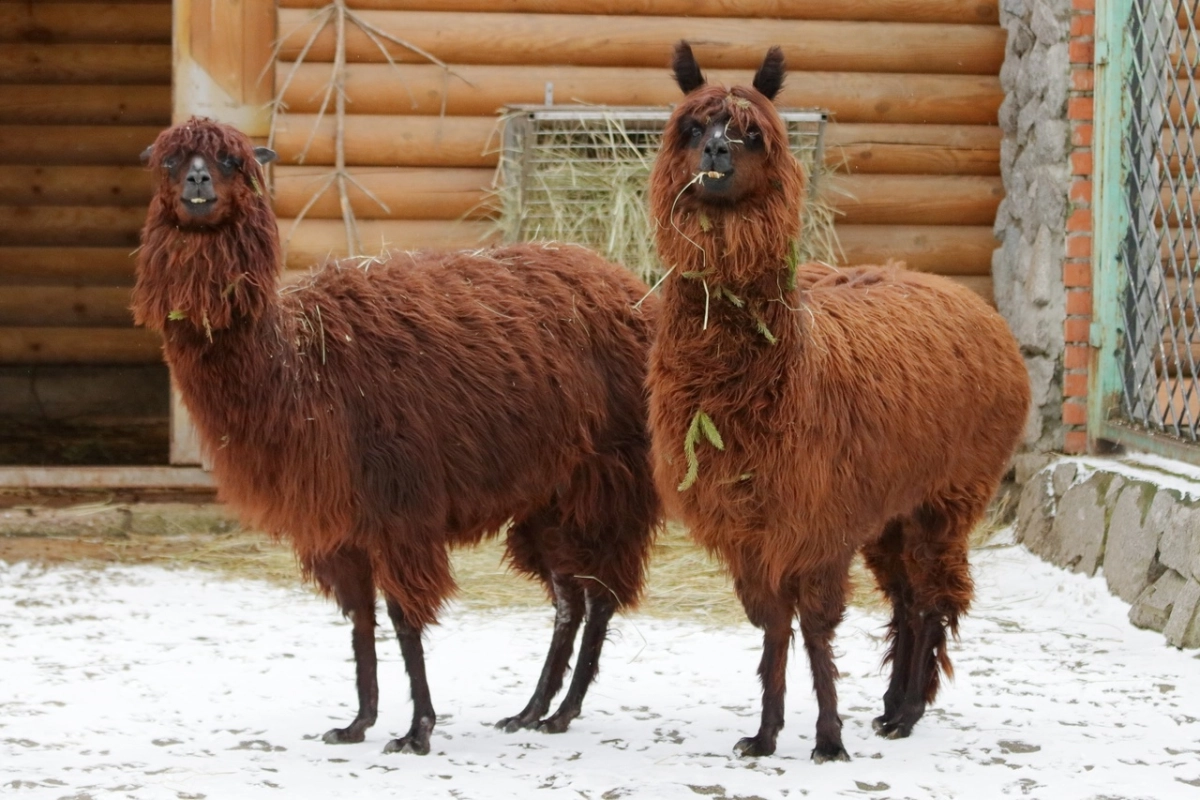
[797,563,852,763]
[733,583,793,757]
[313,548,379,744]
[382,597,436,755]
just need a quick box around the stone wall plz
[1017,457,1200,647]
[993,0,1075,453]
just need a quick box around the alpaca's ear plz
[140,145,154,165]
[752,46,786,101]
[253,146,277,165]
[672,40,706,95]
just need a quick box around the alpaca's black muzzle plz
[181,156,218,214]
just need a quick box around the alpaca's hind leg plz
[538,581,617,734]
[796,563,853,763]
[313,547,379,745]
[381,597,436,755]
[862,519,917,734]
[875,502,975,740]
[495,573,585,732]
[732,580,795,758]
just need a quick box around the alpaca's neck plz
[133,202,280,336]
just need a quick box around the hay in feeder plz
[493,106,840,288]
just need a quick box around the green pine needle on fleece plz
[784,239,801,292]
[678,410,725,492]
[167,310,187,321]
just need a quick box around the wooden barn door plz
[0,0,170,466]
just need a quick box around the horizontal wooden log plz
[279,0,999,25]
[274,167,1001,230]
[277,10,1004,75]
[0,125,160,166]
[950,275,993,304]
[0,44,171,84]
[0,85,171,126]
[0,287,135,327]
[828,175,1003,228]
[279,219,498,270]
[279,63,1000,126]
[272,115,501,168]
[835,224,997,275]
[0,166,152,206]
[0,247,136,286]
[273,166,496,220]
[0,466,214,491]
[825,123,1001,175]
[0,327,161,364]
[0,3,171,44]
[272,115,1001,175]
[0,206,145,247]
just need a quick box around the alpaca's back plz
[248,243,658,555]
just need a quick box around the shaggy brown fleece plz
[135,117,661,756]
[647,43,1030,762]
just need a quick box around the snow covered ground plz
[2,542,1198,800]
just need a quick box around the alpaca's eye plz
[218,154,243,172]
[686,123,705,141]
[746,128,762,142]
[161,156,179,170]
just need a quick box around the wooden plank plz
[278,0,999,25]
[0,85,171,125]
[0,125,161,166]
[825,122,1001,175]
[277,10,1005,75]
[0,466,214,490]
[279,62,1001,126]
[0,327,162,364]
[0,44,171,84]
[0,3,172,43]
[0,247,136,287]
[835,224,997,275]
[273,166,496,220]
[0,206,145,248]
[272,115,502,168]
[0,166,152,207]
[828,175,1003,227]
[280,219,498,270]
[0,287,135,327]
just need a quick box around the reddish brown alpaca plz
[133,118,661,755]
[647,43,1030,762]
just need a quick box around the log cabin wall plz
[274,0,1004,301]
[0,0,171,465]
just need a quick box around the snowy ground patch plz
[2,544,1198,799]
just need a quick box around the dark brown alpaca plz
[646,43,1030,762]
[133,118,661,755]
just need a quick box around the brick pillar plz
[1063,0,1096,455]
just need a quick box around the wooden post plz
[170,0,276,464]
[174,0,276,133]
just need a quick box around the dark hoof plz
[495,714,539,733]
[812,742,851,763]
[383,735,430,755]
[322,726,366,744]
[872,713,915,740]
[733,735,776,758]
[536,714,574,734]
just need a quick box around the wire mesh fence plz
[1117,0,1200,441]
[496,106,830,287]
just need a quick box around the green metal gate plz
[1092,0,1200,461]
